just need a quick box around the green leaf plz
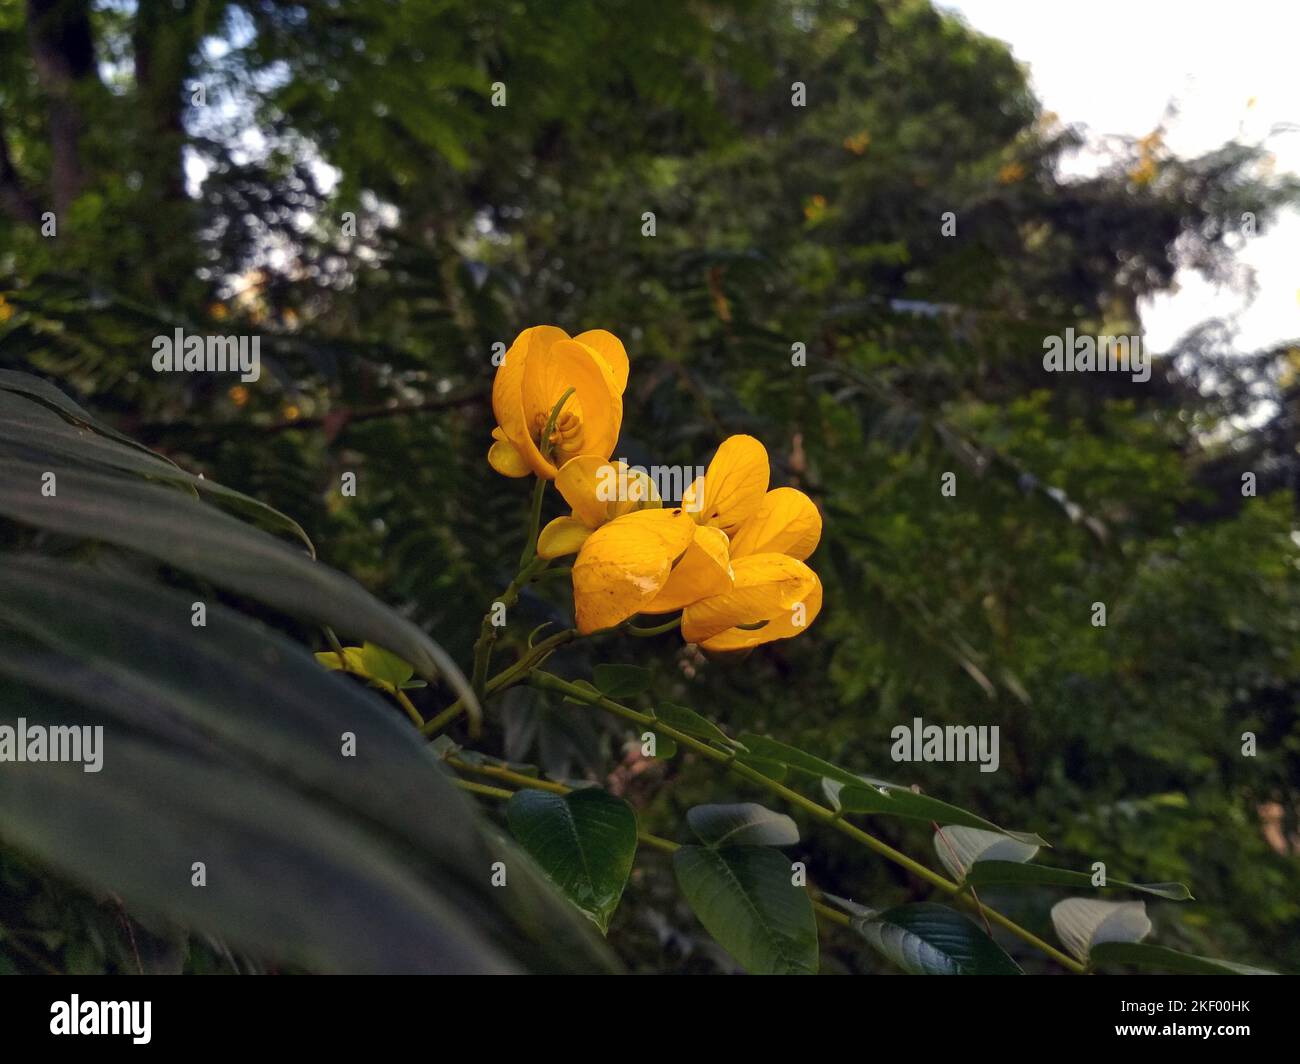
[686,803,800,847]
[966,861,1192,901]
[358,642,417,689]
[0,381,314,553]
[741,733,877,787]
[644,729,678,759]
[0,459,473,713]
[835,900,1023,975]
[0,369,172,461]
[656,702,742,747]
[735,753,788,781]
[592,663,652,698]
[933,825,1040,879]
[822,778,1046,847]
[742,734,1042,845]
[0,557,614,974]
[507,788,638,934]
[673,845,817,974]
[1050,898,1151,962]
[1089,942,1277,975]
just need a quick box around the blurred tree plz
[0,0,1296,974]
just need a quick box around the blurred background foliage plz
[1,0,1298,974]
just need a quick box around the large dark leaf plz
[0,557,615,973]
[0,386,313,551]
[0,457,471,709]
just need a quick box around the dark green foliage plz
[0,0,1296,974]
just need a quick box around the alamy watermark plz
[0,718,103,772]
[152,328,260,382]
[890,716,999,773]
[50,996,150,1044]
[1042,329,1149,383]
[596,459,706,512]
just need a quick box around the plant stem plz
[454,779,514,801]
[516,385,575,569]
[448,757,568,794]
[423,627,577,736]
[468,555,548,706]
[392,688,425,728]
[527,669,1085,974]
[518,476,548,569]
[625,616,682,637]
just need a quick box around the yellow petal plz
[681,553,816,644]
[572,508,694,634]
[492,326,568,468]
[729,487,822,560]
[693,434,769,533]
[487,430,532,478]
[642,525,734,613]
[700,571,823,652]
[574,329,629,395]
[609,467,662,518]
[520,338,623,477]
[556,456,663,529]
[537,515,594,559]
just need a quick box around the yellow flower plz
[0,296,12,323]
[571,507,700,633]
[680,457,825,651]
[537,456,662,560]
[488,326,628,480]
[564,433,825,647]
[563,434,773,633]
[682,434,770,533]
[557,455,735,632]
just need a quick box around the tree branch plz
[25,0,101,213]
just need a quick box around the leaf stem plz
[392,688,425,728]
[624,615,682,637]
[527,669,1084,974]
[518,476,548,570]
[468,555,548,709]
[424,626,577,736]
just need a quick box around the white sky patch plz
[942,0,1300,354]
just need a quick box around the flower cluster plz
[488,326,823,650]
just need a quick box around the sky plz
[941,0,1300,355]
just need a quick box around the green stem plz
[625,615,682,637]
[527,669,1085,974]
[518,476,548,569]
[515,385,576,568]
[469,555,548,705]
[448,757,569,794]
[423,627,577,737]
[392,688,425,728]
[454,779,515,801]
